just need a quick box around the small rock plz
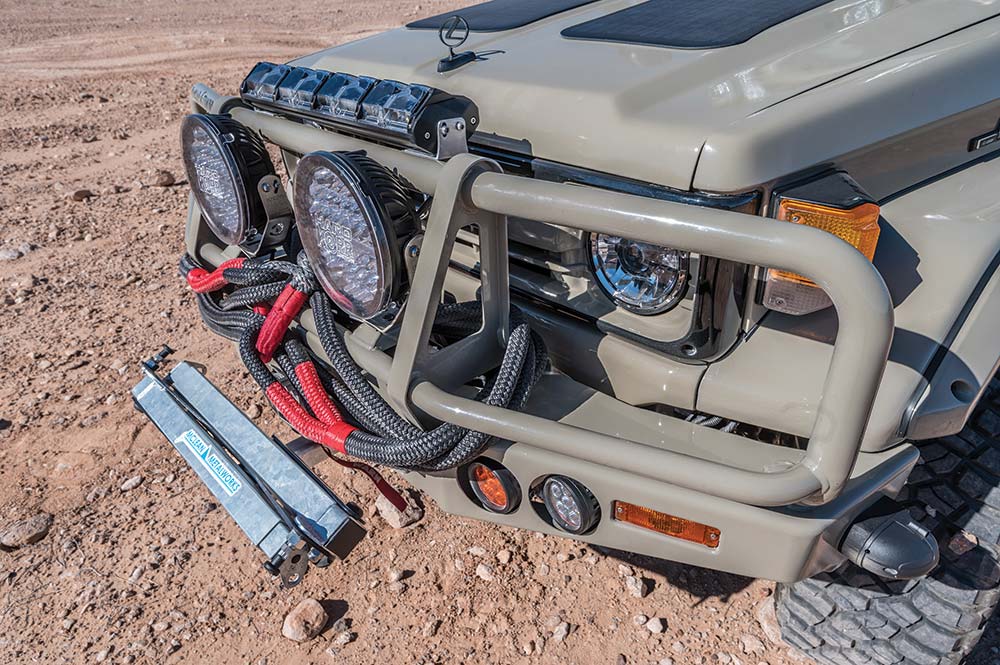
[281,598,328,643]
[152,170,176,187]
[552,622,570,642]
[754,598,783,645]
[388,581,407,594]
[645,617,666,634]
[475,563,494,581]
[0,248,21,262]
[632,614,648,626]
[128,565,145,584]
[497,549,512,564]
[374,493,423,529]
[387,569,404,583]
[717,653,733,664]
[246,404,262,419]
[422,619,440,637]
[948,531,979,557]
[624,575,649,598]
[71,189,95,202]
[120,475,143,492]
[671,641,686,654]
[467,546,487,557]
[62,619,76,631]
[331,630,355,646]
[740,634,765,655]
[0,513,53,549]
[659,659,675,665]
[95,647,111,662]
[617,655,627,665]
[617,564,634,577]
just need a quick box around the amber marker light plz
[466,460,520,514]
[613,501,721,549]
[764,198,881,315]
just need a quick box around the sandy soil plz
[0,3,977,665]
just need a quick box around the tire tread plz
[776,383,1000,665]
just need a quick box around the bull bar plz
[193,85,896,508]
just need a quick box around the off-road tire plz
[776,379,1000,665]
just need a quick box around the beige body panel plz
[295,0,999,190]
[699,155,1000,450]
[694,14,1000,193]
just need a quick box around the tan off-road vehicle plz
[133,1,1000,663]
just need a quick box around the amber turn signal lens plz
[613,501,721,549]
[466,460,520,514]
[769,199,881,287]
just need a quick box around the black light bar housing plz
[240,62,479,156]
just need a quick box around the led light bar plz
[240,62,478,156]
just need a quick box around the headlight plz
[293,151,420,321]
[590,234,689,315]
[180,114,275,246]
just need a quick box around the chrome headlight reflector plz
[590,234,689,315]
[293,152,420,321]
[180,114,275,246]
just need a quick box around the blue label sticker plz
[175,429,242,496]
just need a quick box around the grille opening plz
[655,405,808,450]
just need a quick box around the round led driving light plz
[590,233,689,315]
[542,475,600,535]
[180,114,275,246]
[293,151,419,321]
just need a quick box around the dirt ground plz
[0,2,971,665]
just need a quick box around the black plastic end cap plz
[840,499,940,580]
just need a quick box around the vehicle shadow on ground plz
[589,545,752,603]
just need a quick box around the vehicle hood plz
[293,0,997,191]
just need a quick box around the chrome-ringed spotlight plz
[589,233,690,315]
[293,151,421,322]
[180,114,278,248]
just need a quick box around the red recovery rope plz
[185,257,246,293]
[292,359,410,513]
[185,254,411,514]
[256,284,308,363]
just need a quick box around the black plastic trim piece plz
[561,0,833,49]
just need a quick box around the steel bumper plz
[190,88,913,580]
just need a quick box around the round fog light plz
[542,475,600,535]
[465,459,520,514]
